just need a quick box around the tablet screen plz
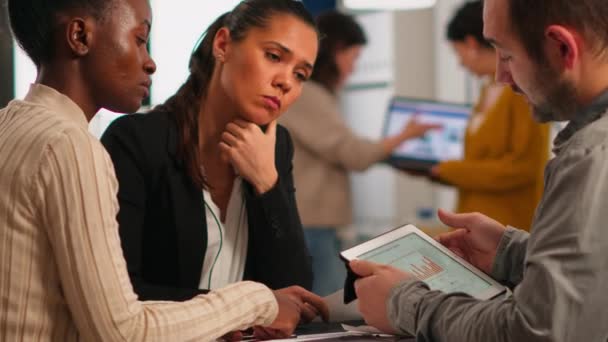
[384,99,469,162]
[358,233,492,296]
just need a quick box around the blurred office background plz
[0,0,554,239]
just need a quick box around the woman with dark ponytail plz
[102,0,320,302]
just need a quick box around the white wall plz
[392,8,439,230]
[149,0,241,106]
[13,48,36,100]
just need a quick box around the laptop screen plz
[383,97,471,164]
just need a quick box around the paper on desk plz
[267,329,397,342]
[318,289,362,322]
[341,324,393,337]
[270,331,359,341]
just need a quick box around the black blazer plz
[101,110,312,301]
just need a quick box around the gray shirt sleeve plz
[491,227,529,288]
[387,144,608,342]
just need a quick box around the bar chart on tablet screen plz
[403,253,443,280]
[359,234,492,295]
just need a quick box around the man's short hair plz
[8,0,115,68]
[508,0,608,63]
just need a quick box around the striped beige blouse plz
[0,84,278,341]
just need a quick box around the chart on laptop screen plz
[358,233,492,296]
[384,99,470,162]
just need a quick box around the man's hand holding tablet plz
[349,260,414,334]
[435,209,507,274]
[347,210,508,334]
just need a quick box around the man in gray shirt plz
[350,0,608,341]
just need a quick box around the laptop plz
[382,97,471,171]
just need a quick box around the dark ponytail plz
[155,0,316,189]
[155,13,229,189]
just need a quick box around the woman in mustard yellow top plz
[432,1,550,231]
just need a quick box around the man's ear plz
[66,18,94,57]
[545,25,579,70]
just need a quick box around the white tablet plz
[341,224,506,300]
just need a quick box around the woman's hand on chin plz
[219,119,279,194]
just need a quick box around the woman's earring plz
[216,53,224,62]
